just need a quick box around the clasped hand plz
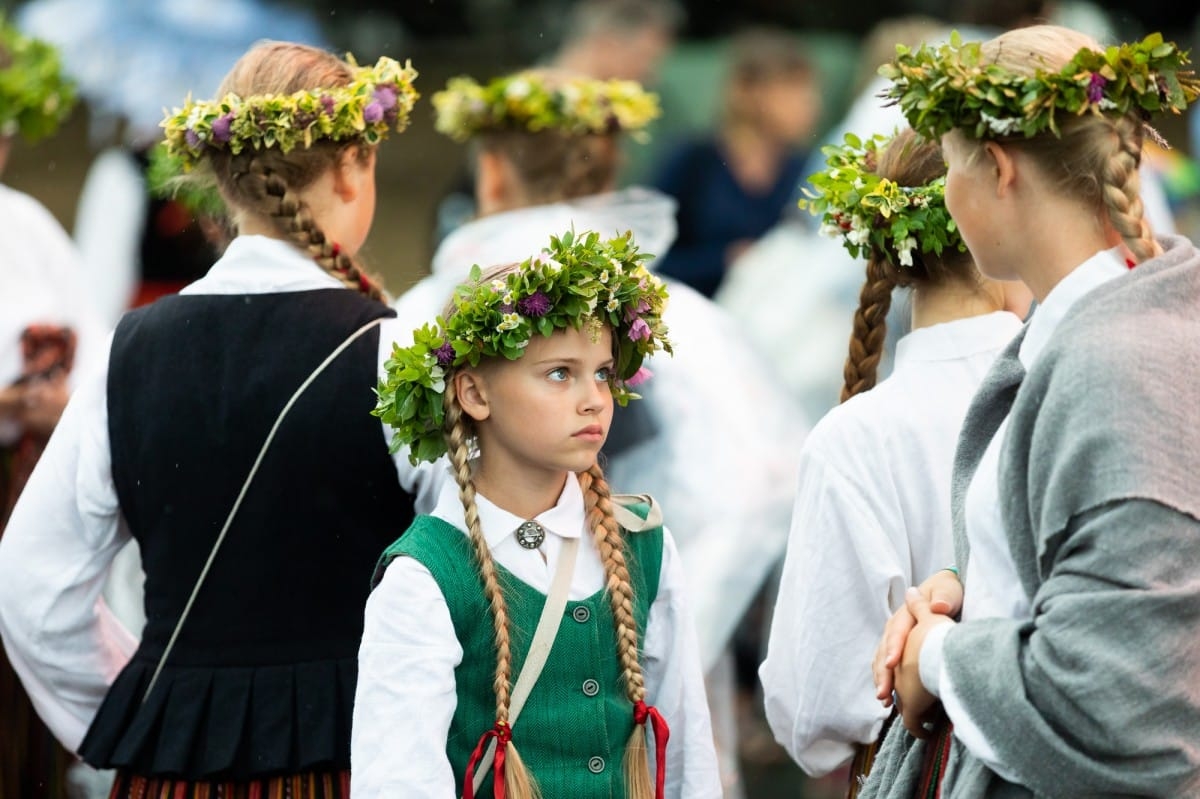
[872,570,961,738]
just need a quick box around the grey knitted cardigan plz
[861,235,1200,798]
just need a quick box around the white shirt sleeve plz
[759,447,909,776]
[642,528,724,798]
[0,357,137,752]
[351,555,462,799]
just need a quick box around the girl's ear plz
[984,141,1017,198]
[475,150,516,215]
[454,368,491,422]
[333,145,375,203]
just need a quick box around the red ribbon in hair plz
[1125,257,1137,269]
[633,700,670,799]
[357,272,371,293]
[463,721,511,799]
[331,242,342,258]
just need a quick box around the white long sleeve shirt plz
[759,311,1023,776]
[919,248,1127,780]
[351,471,723,798]
[0,234,442,752]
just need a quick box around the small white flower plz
[506,79,532,100]
[606,295,619,311]
[853,177,866,190]
[534,251,563,272]
[980,111,1022,137]
[847,227,870,247]
[498,312,522,331]
[609,257,623,272]
[818,222,842,239]
[599,270,609,284]
[897,236,918,267]
[502,292,513,305]
[491,279,506,292]
[1098,98,1118,111]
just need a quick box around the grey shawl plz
[862,235,1200,798]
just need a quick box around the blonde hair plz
[440,266,658,798]
[207,41,387,300]
[979,25,1160,262]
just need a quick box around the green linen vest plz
[373,506,663,799]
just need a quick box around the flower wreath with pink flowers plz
[879,31,1200,141]
[161,55,419,169]
[374,229,672,465]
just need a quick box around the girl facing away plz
[758,128,1028,785]
[864,25,1200,797]
[354,230,721,799]
[0,41,435,799]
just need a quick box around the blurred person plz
[402,66,807,798]
[0,19,107,798]
[552,0,684,84]
[651,27,821,299]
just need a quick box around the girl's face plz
[469,322,615,483]
[942,131,1017,281]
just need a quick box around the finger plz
[873,640,894,702]
[883,608,917,668]
[905,586,933,621]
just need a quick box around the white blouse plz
[921,248,1127,780]
[759,311,1023,776]
[351,471,723,798]
[0,235,443,752]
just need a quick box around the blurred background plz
[3,1,1200,796]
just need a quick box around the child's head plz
[375,230,671,798]
[803,128,983,399]
[432,70,660,213]
[160,41,418,300]
[722,27,821,146]
[882,26,1200,267]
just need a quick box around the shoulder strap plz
[611,492,663,531]
[142,316,385,703]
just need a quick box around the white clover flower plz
[818,222,842,239]
[506,79,532,100]
[847,226,871,247]
[980,111,1022,137]
[498,312,522,331]
[897,236,918,267]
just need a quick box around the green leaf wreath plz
[0,15,77,143]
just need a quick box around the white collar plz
[894,311,1024,365]
[1019,248,1127,369]
[180,234,345,295]
[430,187,678,280]
[431,468,587,549]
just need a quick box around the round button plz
[581,678,600,697]
[572,606,591,623]
[587,756,606,774]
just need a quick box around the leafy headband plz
[0,15,77,143]
[375,230,672,465]
[879,31,1200,141]
[800,132,963,267]
[432,71,660,142]
[161,55,419,169]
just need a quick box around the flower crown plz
[432,71,660,143]
[375,230,672,465]
[799,132,963,267]
[161,55,419,169]
[879,31,1200,141]
[0,16,77,143]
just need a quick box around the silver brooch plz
[515,520,546,549]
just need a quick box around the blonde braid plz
[1100,114,1161,264]
[248,157,388,301]
[579,462,655,799]
[443,381,540,799]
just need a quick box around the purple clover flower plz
[211,113,234,143]
[516,291,551,317]
[432,340,455,368]
[320,94,336,116]
[363,101,384,123]
[373,86,398,112]
[1087,72,1107,104]
[627,317,651,342]
[184,129,202,149]
[625,365,653,388]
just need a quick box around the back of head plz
[980,25,1158,261]
[722,27,817,135]
[479,129,619,206]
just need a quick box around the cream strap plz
[468,534,580,795]
[141,316,387,703]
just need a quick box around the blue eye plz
[595,367,613,382]
[548,367,568,382]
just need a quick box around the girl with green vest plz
[355,230,721,799]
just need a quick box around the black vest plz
[79,288,415,779]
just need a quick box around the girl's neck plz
[472,460,569,521]
[910,280,1004,330]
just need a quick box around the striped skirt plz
[107,770,351,799]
